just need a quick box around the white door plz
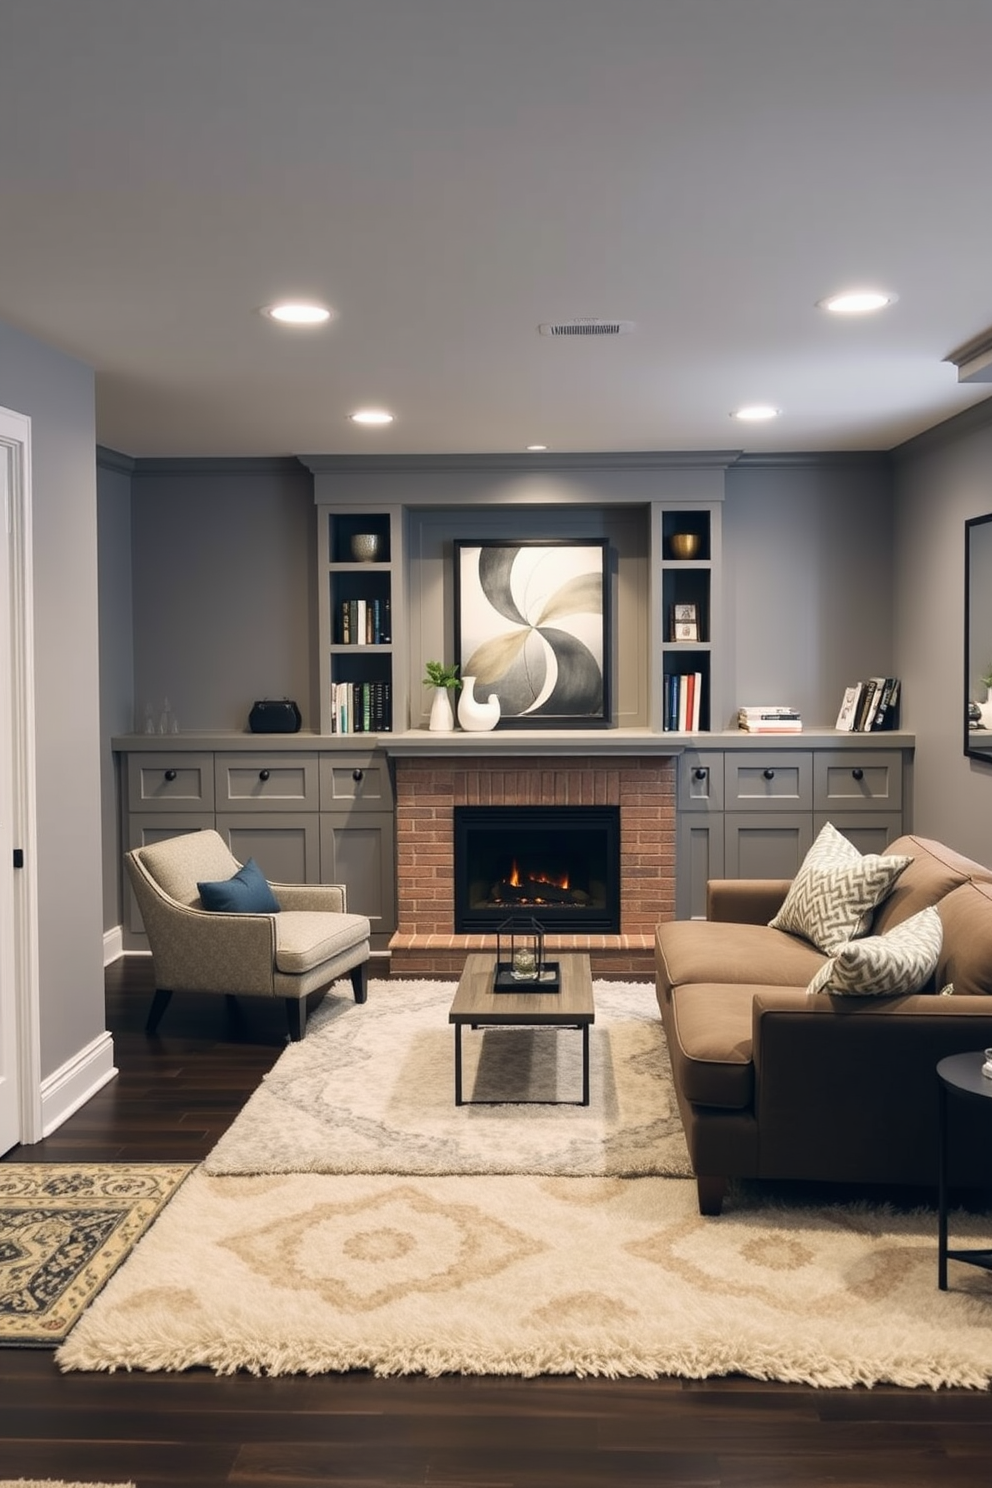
[0,442,20,1152]
[0,406,40,1155]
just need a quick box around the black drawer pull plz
[693,767,707,780]
[852,768,864,781]
[353,768,364,782]
[259,769,270,782]
[763,768,775,781]
[164,769,177,782]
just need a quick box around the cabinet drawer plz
[128,753,215,812]
[678,750,724,812]
[215,753,319,811]
[813,751,902,812]
[724,752,812,810]
[320,754,394,810]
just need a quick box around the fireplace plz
[453,805,621,933]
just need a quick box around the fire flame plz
[507,860,569,892]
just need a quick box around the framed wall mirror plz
[965,512,992,761]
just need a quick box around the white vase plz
[980,687,992,731]
[457,675,500,732]
[429,687,455,732]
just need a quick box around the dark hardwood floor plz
[2,957,991,1487]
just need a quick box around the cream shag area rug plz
[204,978,692,1179]
[56,1168,992,1388]
[0,1164,194,1345]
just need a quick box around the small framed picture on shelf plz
[670,602,699,642]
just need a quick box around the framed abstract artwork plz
[453,539,611,728]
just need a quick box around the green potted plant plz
[422,661,460,731]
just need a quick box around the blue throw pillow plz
[197,858,280,913]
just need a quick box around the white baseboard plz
[40,1032,118,1138]
[103,925,123,965]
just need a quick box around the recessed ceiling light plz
[731,404,780,422]
[526,444,548,452]
[262,302,334,325]
[349,408,394,426]
[818,289,896,315]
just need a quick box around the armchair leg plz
[286,998,307,1042]
[350,962,369,1004]
[696,1175,728,1216]
[146,988,173,1035]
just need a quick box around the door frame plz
[0,406,41,1146]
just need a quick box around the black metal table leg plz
[938,1076,948,1290]
[454,1022,463,1105]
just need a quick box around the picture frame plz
[671,602,699,642]
[453,539,611,728]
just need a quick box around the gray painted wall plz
[130,461,317,733]
[97,453,135,935]
[0,318,105,1080]
[723,459,894,727]
[893,411,992,861]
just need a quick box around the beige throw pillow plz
[806,906,943,997]
[769,821,912,954]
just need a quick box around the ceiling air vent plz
[538,318,635,337]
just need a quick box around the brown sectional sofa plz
[655,835,992,1214]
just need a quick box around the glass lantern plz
[497,916,545,983]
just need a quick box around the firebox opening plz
[453,805,621,933]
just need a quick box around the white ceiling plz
[2,0,992,459]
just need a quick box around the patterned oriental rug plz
[204,978,693,1179]
[55,1167,992,1387]
[0,1164,194,1346]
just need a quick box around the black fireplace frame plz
[453,804,621,933]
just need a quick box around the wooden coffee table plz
[448,951,595,1106]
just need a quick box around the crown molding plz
[892,394,992,463]
[96,445,136,474]
[297,450,744,476]
[129,455,308,476]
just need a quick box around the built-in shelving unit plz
[317,507,406,736]
[653,502,721,733]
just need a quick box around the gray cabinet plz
[119,743,397,951]
[676,743,908,918]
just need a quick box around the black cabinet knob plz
[852,768,864,781]
[353,768,364,782]
[259,769,270,782]
[693,767,707,780]
[164,769,177,782]
[763,768,775,780]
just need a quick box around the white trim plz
[39,1032,118,1138]
[103,925,124,966]
[0,407,41,1145]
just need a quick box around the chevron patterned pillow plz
[769,821,913,954]
[806,906,943,996]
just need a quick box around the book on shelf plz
[737,704,802,733]
[339,597,391,645]
[663,670,704,731]
[330,680,392,733]
[834,678,900,732]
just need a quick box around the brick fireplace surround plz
[389,755,676,977]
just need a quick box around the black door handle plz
[852,768,864,781]
[763,768,775,780]
[259,769,270,781]
[353,768,364,782]
[164,769,177,782]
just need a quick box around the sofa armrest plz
[706,879,792,924]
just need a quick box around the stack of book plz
[663,670,703,731]
[835,677,900,732]
[330,680,392,733]
[737,705,803,734]
[339,597,391,645]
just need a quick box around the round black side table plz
[936,1050,992,1290]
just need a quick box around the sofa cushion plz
[871,835,991,934]
[936,881,992,995]
[655,921,827,1000]
[197,857,281,914]
[806,906,942,998]
[769,822,911,954]
[667,983,756,1109]
[274,911,371,974]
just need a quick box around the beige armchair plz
[125,830,371,1041]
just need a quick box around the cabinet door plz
[124,815,214,943]
[724,812,813,879]
[725,752,812,810]
[215,813,321,884]
[320,810,396,942]
[677,814,725,919]
[814,812,902,857]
